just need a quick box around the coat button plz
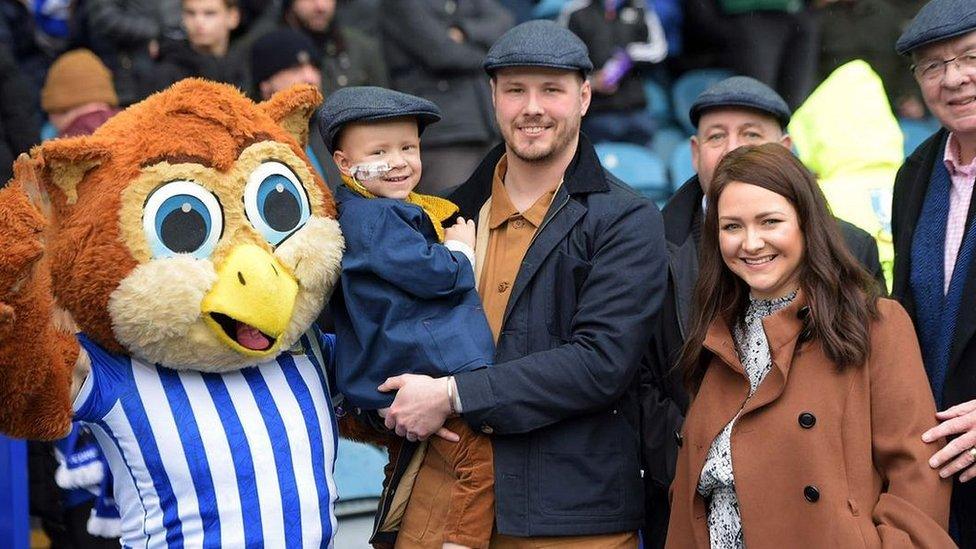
[797,306,811,320]
[798,412,816,429]
[674,430,683,448]
[481,424,494,434]
[804,485,820,502]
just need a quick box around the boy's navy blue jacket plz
[330,185,494,409]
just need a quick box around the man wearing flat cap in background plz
[638,75,884,547]
[377,19,667,548]
[892,0,976,544]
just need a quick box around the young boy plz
[319,87,494,549]
[154,0,246,90]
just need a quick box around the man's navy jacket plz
[447,135,668,537]
[330,185,494,410]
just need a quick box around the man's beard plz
[506,116,580,163]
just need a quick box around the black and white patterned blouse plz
[696,290,798,548]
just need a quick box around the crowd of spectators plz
[0,0,929,193]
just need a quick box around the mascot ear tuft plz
[259,83,323,149]
[38,136,112,205]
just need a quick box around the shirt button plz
[497,281,510,293]
[513,219,526,229]
[337,74,348,87]
[481,424,493,434]
[798,412,817,429]
[804,485,820,503]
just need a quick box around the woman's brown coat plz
[666,295,955,548]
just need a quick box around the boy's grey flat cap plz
[896,0,976,55]
[689,76,792,129]
[317,86,442,152]
[483,20,593,74]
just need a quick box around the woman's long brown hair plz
[679,143,880,393]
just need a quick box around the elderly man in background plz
[892,0,976,544]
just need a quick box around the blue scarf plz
[910,136,976,409]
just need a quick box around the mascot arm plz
[0,156,80,440]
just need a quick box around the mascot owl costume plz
[0,79,345,547]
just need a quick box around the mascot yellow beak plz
[201,244,298,357]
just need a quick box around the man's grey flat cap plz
[689,76,792,129]
[896,0,976,55]
[317,86,441,152]
[483,20,593,74]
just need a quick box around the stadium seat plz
[898,117,941,157]
[651,124,688,168]
[334,438,386,515]
[595,142,671,201]
[671,69,735,134]
[669,141,696,188]
[644,78,672,124]
[532,0,569,19]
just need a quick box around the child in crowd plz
[154,0,247,90]
[319,87,494,549]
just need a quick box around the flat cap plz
[896,0,976,55]
[483,20,593,74]
[317,86,442,152]
[689,76,791,129]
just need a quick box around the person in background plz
[892,0,976,544]
[0,42,39,186]
[250,27,340,188]
[153,0,248,90]
[80,0,171,105]
[41,48,121,138]
[665,142,953,548]
[380,0,513,194]
[559,0,668,146]
[640,76,884,547]
[281,0,388,96]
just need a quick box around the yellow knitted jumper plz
[341,174,459,242]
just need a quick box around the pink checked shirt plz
[943,133,976,294]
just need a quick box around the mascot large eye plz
[143,181,223,259]
[243,161,311,246]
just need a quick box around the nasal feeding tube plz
[351,161,392,182]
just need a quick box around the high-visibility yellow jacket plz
[789,60,902,289]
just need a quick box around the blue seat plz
[669,141,696,189]
[531,0,569,19]
[651,124,688,168]
[899,117,941,157]
[595,142,671,201]
[671,69,735,134]
[334,438,386,512]
[644,78,672,124]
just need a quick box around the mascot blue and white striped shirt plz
[72,330,339,549]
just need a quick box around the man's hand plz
[379,374,459,442]
[923,399,976,482]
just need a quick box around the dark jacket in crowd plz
[329,185,494,410]
[444,135,667,536]
[248,13,389,99]
[641,175,887,547]
[562,0,666,113]
[81,0,167,105]
[153,39,248,91]
[380,0,512,147]
[0,43,40,186]
[892,127,976,546]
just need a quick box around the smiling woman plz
[664,143,955,548]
